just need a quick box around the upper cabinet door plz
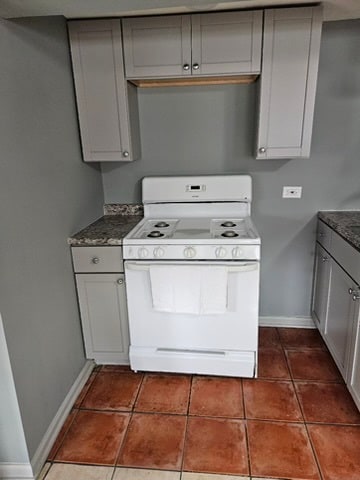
[256,6,322,159]
[122,11,262,78]
[68,20,140,162]
[191,11,262,76]
[122,15,192,78]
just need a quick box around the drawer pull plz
[92,257,100,264]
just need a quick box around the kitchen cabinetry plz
[349,322,360,411]
[325,260,357,378]
[72,246,130,364]
[312,220,360,409]
[312,243,331,334]
[256,6,322,159]
[68,20,140,162]
[122,11,263,78]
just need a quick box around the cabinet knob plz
[321,256,329,263]
[192,63,200,70]
[117,278,124,285]
[122,150,129,158]
[183,64,190,71]
[259,147,266,154]
[91,257,100,264]
[349,288,354,295]
[352,292,360,301]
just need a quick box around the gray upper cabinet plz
[68,20,140,162]
[256,6,322,159]
[122,11,263,78]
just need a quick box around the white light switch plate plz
[282,186,302,198]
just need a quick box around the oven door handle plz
[125,261,258,273]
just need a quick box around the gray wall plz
[0,17,103,459]
[0,314,29,464]
[102,19,360,319]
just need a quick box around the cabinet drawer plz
[72,247,123,273]
[332,232,360,285]
[317,220,332,252]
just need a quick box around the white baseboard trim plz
[259,316,315,328]
[30,360,94,478]
[0,463,34,480]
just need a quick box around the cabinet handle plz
[192,63,200,70]
[91,257,100,264]
[259,147,266,154]
[122,151,129,158]
[117,278,124,285]
[353,293,360,301]
[183,64,190,71]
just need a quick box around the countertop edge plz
[318,211,360,253]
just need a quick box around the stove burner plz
[147,230,164,238]
[154,221,170,228]
[221,221,237,228]
[221,230,239,238]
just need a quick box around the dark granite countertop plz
[68,215,142,246]
[318,211,360,252]
[68,204,143,246]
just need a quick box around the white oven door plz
[124,260,259,377]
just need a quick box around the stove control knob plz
[184,246,196,258]
[138,247,149,259]
[153,247,165,258]
[232,247,243,258]
[215,247,227,258]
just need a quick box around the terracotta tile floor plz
[43,327,360,480]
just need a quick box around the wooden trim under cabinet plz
[129,75,259,88]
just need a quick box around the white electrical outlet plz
[282,186,302,198]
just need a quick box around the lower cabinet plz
[312,220,360,410]
[348,320,360,408]
[71,246,130,364]
[75,273,130,364]
[312,244,331,333]
[324,260,358,379]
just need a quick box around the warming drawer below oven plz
[130,346,255,377]
[124,260,260,377]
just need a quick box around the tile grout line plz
[241,378,252,478]
[302,421,324,480]
[113,372,145,469]
[180,374,193,474]
[289,343,324,480]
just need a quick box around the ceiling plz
[0,0,359,21]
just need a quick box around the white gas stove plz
[123,175,261,377]
[123,175,260,261]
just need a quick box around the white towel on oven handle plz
[149,265,228,314]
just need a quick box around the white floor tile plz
[114,468,180,479]
[45,463,114,480]
[181,474,250,480]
